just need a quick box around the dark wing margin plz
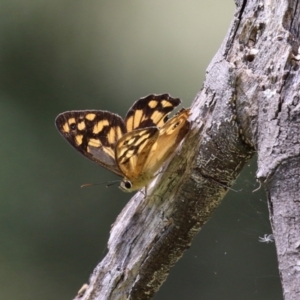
[125,94,181,132]
[55,110,126,176]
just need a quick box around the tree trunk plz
[74,0,300,299]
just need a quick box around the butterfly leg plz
[137,188,146,197]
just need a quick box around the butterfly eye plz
[124,180,132,190]
[119,180,133,192]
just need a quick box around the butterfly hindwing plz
[115,127,159,180]
[125,94,181,132]
[55,110,126,176]
[141,108,191,176]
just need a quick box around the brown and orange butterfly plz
[55,94,190,192]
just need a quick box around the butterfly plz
[55,94,190,192]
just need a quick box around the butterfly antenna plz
[81,180,121,188]
[81,183,100,188]
[105,180,121,187]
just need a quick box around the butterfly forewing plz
[125,94,181,132]
[55,110,126,176]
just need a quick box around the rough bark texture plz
[226,1,300,299]
[74,0,300,299]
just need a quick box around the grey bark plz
[228,1,300,299]
[74,0,300,299]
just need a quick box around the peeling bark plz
[74,0,300,299]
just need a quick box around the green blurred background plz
[0,1,282,299]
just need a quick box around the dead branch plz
[75,0,300,299]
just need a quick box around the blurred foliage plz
[0,1,282,299]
